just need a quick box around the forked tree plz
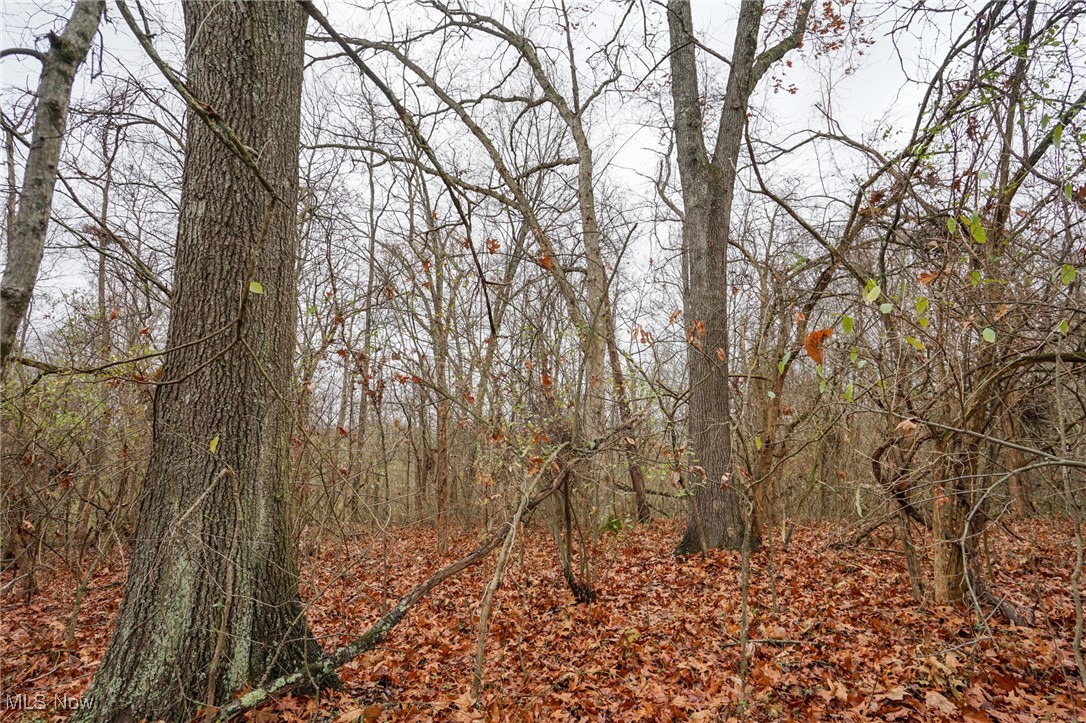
[667,0,812,553]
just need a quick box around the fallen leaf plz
[925,689,957,715]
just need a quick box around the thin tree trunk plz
[932,437,971,603]
[0,0,104,366]
[607,341,650,523]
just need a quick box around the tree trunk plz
[667,0,750,552]
[1002,400,1033,517]
[607,341,650,523]
[666,0,812,554]
[0,0,104,367]
[76,4,326,720]
[932,437,973,604]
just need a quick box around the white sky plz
[0,0,960,327]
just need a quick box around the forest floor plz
[2,518,1083,721]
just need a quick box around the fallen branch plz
[214,444,571,720]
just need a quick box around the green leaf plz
[1058,319,1070,335]
[841,315,854,335]
[849,348,859,364]
[947,217,959,234]
[864,281,881,304]
[767,390,776,399]
[970,219,987,244]
[981,327,996,343]
[905,335,925,351]
[1053,123,1064,148]
[755,436,763,451]
[209,435,220,454]
[778,351,791,375]
[879,302,893,314]
[844,383,854,404]
[1062,264,1077,285]
[970,270,981,287]
[915,296,929,314]
[249,281,265,295]
[919,317,930,329]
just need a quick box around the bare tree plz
[1,0,104,367]
[667,0,813,553]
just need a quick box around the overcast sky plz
[1,0,962,330]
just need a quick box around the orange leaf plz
[918,271,939,286]
[896,418,918,435]
[804,328,833,365]
[537,255,555,269]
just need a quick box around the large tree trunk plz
[0,0,104,367]
[75,4,325,720]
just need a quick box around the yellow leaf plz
[209,435,220,454]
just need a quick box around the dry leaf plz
[896,418,918,435]
[925,690,957,715]
[804,328,833,365]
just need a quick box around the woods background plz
[2,0,1086,719]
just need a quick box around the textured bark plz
[667,0,753,553]
[0,0,104,367]
[932,437,972,603]
[667,0,812,554]
[75,4,324,720]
